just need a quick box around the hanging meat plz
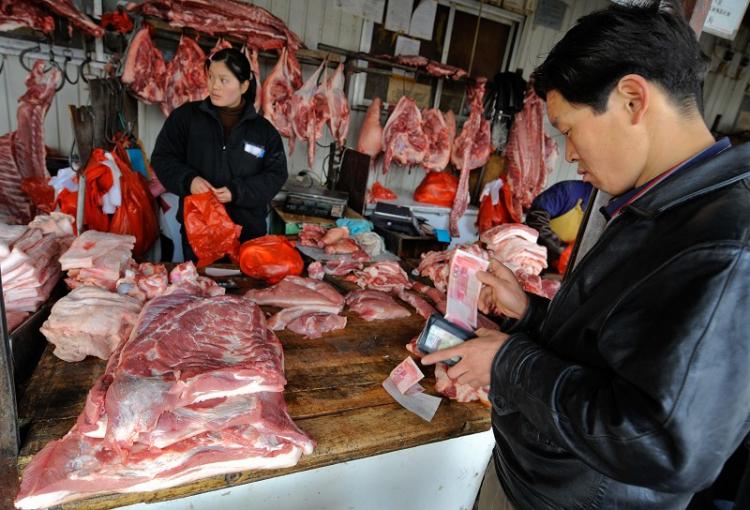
[34,0,104,37]
[122,27,167,104]
[290,60,330,169]
[382,97,428,174]
[325,63,350,147]
[15,60,61,182]
[160,35,207,116]
[0,134,31,224]
[263,48,299,141]
[356,97,383,158]
[0,0,54,34]
[243,46,263,114]
[449,78,492,237]
[0,60,62,224]
[208,37,232,58]
[421,109,453,172]
[504,88,558,221]
[129,0,302,52]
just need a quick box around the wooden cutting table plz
[9,274,492,509]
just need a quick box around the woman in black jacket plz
[151,47,288,261]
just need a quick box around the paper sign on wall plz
[703,0,750,40]
[409,0,437,40]
[335,0,386,24]
[385,0,414,33]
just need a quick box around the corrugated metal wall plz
[1,0,748,191]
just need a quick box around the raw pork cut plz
[356,97,383,158]
[245,276,345,334]
[79,294,287,448]
[382,97,428,173]
[324,238,360,255]
[481,223,547,276]
[263,48,299,139]
[290,60,330,168]
[396,290,436,319]
[122,27,167,104]
[166,261,225,297]
[286,313,347,339]
[116,262,169,301]
[504,88,558,220]
[319,226,349,247]
[349,261,411,293]
[16,294,313,509]
[298,223,326,247]
[40,286,142,362]
[434,363,489,406]
[449,78,492,237]
[416,244,488,293]
[245,275,344,309]
[0,134,33,224]
[0,0,54,34]
[345,290,411,321]
[15,60,61,180]
[421,109,453,172]
[161,35,207,116]
[34,0,104,37]
[60,231,135,291]
[243,45,263,114]
[325,62,350,146]
[129,0,303,52]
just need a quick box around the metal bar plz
[0,268,20,458]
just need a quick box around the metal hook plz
[78,54,93,83]
[0,55,5,76]
[19,44,40,72]
[62,49,79,85]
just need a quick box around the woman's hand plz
[213,187,232,204]
[190,176,214,195]
[477,261,529,319]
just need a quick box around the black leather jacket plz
[490,144,750,509]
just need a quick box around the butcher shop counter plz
[9,273,493,510]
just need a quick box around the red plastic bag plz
[183,192,242,267]
[239,235,303,284]
[478,181,517,233]
[413,171,458,207]
[82,149,115,232]
[100,7,134,33]
[368,181,397,203]
[557,243,574,275]
[109,151,158,257]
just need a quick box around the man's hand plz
[213,186,232,204]
[477,261,529,319]
[421,328,509,388]
[190,176,214,195]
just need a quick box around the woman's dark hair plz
[207,47,257,106]
[531,0,709,116]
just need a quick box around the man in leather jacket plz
[423,2,750,509]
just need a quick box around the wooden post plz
[683,0,713,37]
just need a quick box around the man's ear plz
[615,74,649,125]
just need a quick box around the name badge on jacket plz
[244,142,265,158]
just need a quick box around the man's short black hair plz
[531,1,710,115]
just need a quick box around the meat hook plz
[19,43,40,72]
[63,48,79,85]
